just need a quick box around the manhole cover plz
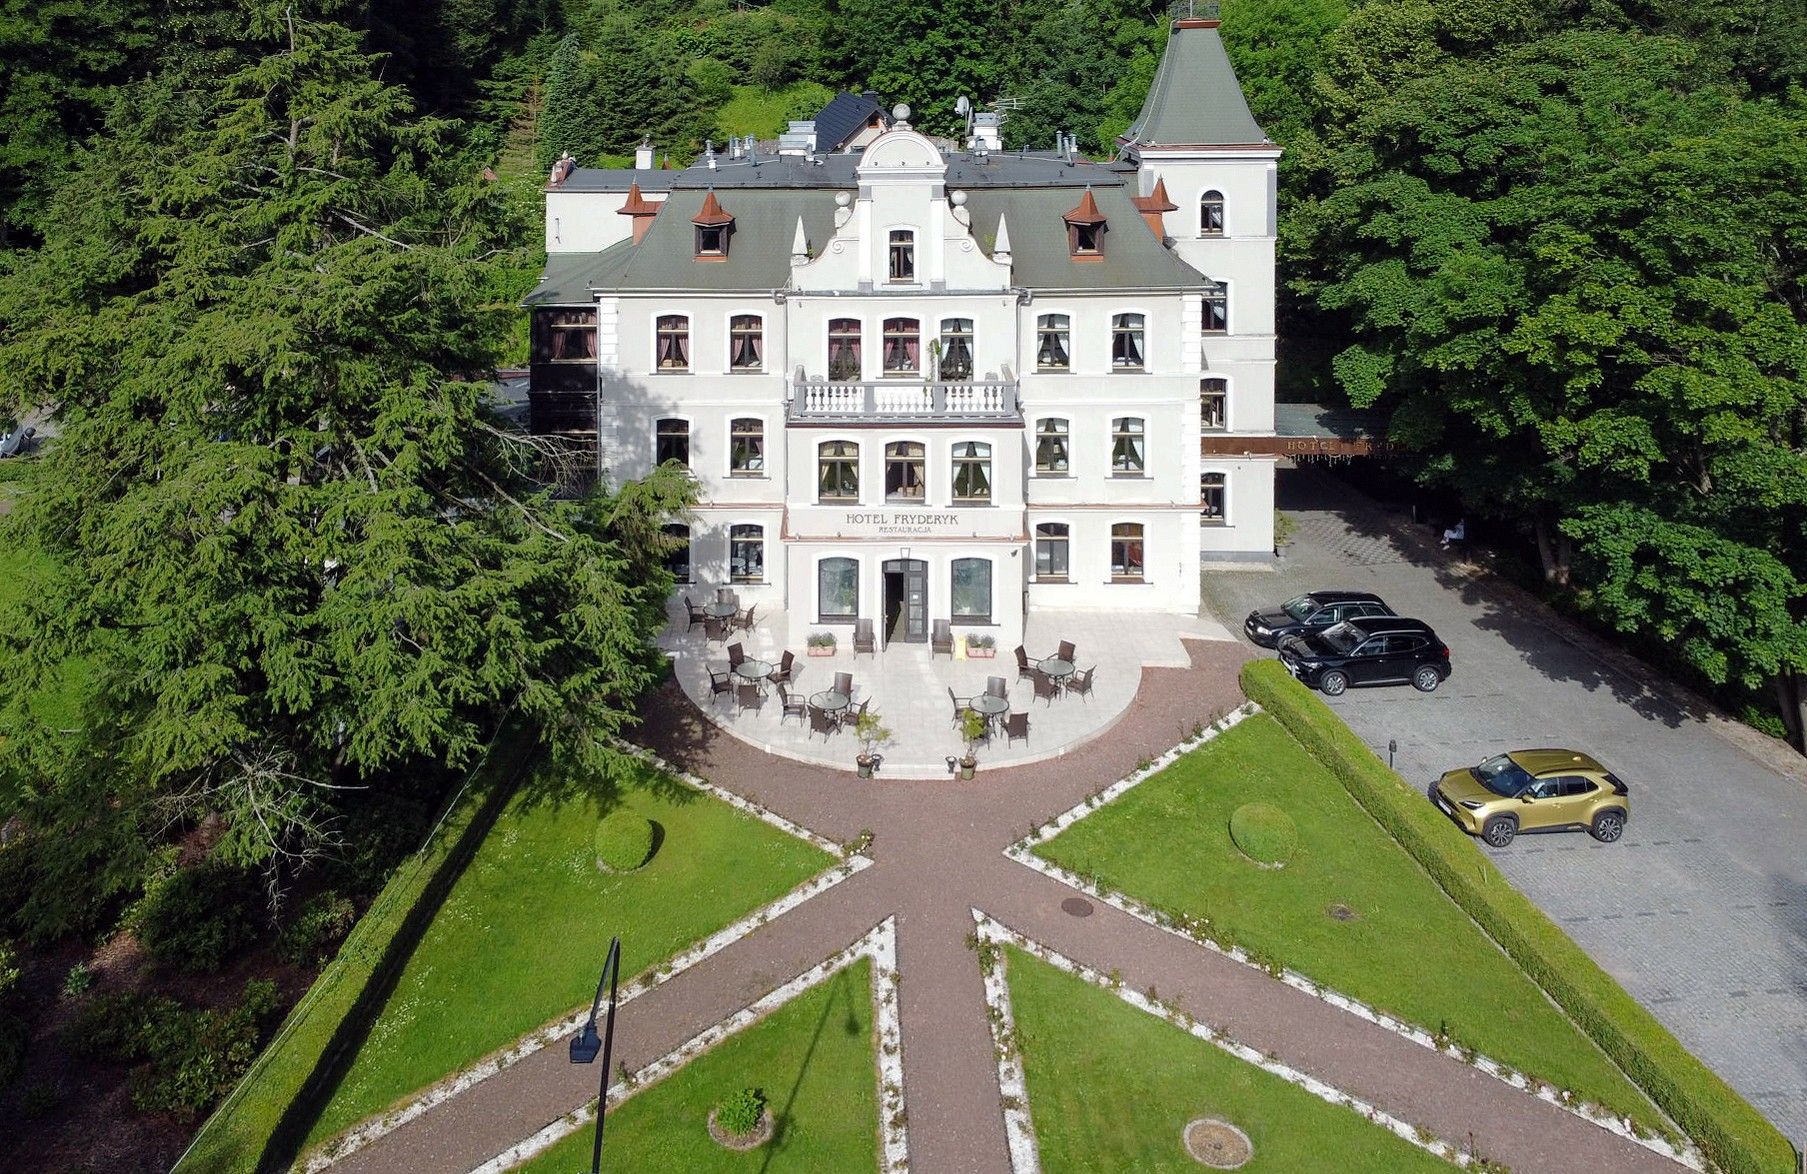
[1061,897,1094,917]
[1326,903,1358,922]
[1184,1117,1252,1168]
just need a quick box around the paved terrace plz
[659,601,1234,776]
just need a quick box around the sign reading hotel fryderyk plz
[788,506,1026,542]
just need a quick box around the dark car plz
[1244,590,1394,648]
[1276,616,1451,696]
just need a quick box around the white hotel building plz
[526,18,1279,651]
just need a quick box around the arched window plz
[729,315,763,371]
[1201,378,1228,431]
[882,318,920,375]
[885,441,925,501]
[827,318,862,381]
[888,230,916,281]
[1035,314,1071,370]
[1034,418,1070,474]
[951,441,991,502]
[938,318,974,381]
[655,315,690,371]
[730,417,764,475]
[1200,190,1225,236]
[1035,523,1070,582]
[662,523,690,583]
[655,418,689,467]
[818,557,859,621]
[1202,283,1229,335]
[1111,313,1145,369]
[1111,417,1146,475]
[951,558,992,621]
[730,524,765,582]
[818,440,859,501]
[1201,472,1227,523]
[1110,523,1145,581]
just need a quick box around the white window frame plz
[729,522,766,583]
[950,556,994,623]
[826,316,863,382]
[654,415,692,469]
[1034,312,1072,372]
[653,313,691,373]
[817,437,862,503]
[887,228,917,283]
[1201,469,1230,525]
[1033,417,1071,477]
[1033,519,1072,583]
[1202,283,1230,336]
[1200,376,1230,432]
[815,554,862,623]
[727,414,768,478]
[726,311,765,373]
[1111,308,1150,372]
[1108,519,1148,583]
[1199,189,1226,237]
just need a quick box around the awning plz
[1202,404,1393,457]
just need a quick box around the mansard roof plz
[1121,20,1270,149]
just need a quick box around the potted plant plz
[1273,509,1297,558]
[958,708,988,780]
[807,631,837,657]
[965,632,996,659]
[854,709,892,778]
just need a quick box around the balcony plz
[786,367,1021,424]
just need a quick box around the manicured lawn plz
[1035,713,1659,1133]
[1005,947,1452,1172]
[305,761,836,1146]
[518,958,879,1173]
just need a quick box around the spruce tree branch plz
[457,458,570,542]
[331,211,413,251]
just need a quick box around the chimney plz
[705,140,717,170]
[634,140,654,170]
[617,180,661,245]
[547,152,576,188]
[1131,177,1177,239]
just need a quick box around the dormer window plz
[888,230,916,281]
[691,190,734,260]
[696,225,727,256]
[1062,189,1108,261]
[1073,224,1101,253]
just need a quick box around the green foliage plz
[959,707,989,753]
[714,1085,765,1136]
[1227,802,1297,865]
[61,961,95,998]
[127,863,260,974]
[1242,660,1796,1174]
[535,34,604,170]
[275,891,358,966]
[593,809,656,872]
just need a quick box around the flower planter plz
[807,644,836,657]
[960,756,977,781]
[857,755,875,778]
[967,645,996,659]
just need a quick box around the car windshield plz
[1473,754,1534,797]
[1316,622,1362,654]
[1280,595,1317,622]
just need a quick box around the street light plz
[570,936,622,1174]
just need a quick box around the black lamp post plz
[570,936,622,1174]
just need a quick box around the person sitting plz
[1440,517,1467,549]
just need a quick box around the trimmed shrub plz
[128,863,259,973]
[1228,803,1297,866]
[1242,660,1796,1174]
[593,810,655,872]
[276,892,357,966]
[716,1086,765,1136]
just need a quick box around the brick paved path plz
[324,639,1682,1174]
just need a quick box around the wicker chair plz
[809,705,837,740]
[839,697,868,732]
[1033,669,1060,706]
[1014,645,1039,682]
[833,671,853,697]
[704,616,726,642]
[727,642,745,671]
[853,617,876,656]
[735,681,763,714]
[1004,711,1030,746]
[947,687,970,727]
[778,684,807,724]
[931,619,954,659]
[767,650,795,686]
[1066,666,1096,702]
[986,676,1008,699]
[708,669,732,703]
[1057,640,1076,662]
[737,604,758,633]
[685,595,705,630]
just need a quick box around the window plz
[1035,314,1071,370]
[1035,523,1070,581]
[1558,777,1599,798]
[1110,523,1145,581]
[1072,222,1102,254]
[730,524,764,583]
[729,315,763,371]
[818,557,858,621]
[951,441,991,502]
[818,440,859,501]
[1201,471,1226,523]
[1111,417,1146,475]
[1201,378,1227,430]
[888,230,915,281]
[1200,190,1225,236]
[662,523,690,583]
[1202,284,1228,335]
[828,318,862,381]
[951,558,992,621]
[882,318,920,375]
[729,417,764,476]
[656,418,689,467]
[696,224,727,256]
[655,315,690,371]
[537,309,596,362]
[885,441,925,501]
[1111,313,1145,369]
[937,318,974,381]
[1034,418,1070,474]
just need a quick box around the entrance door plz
[881,559,929,644]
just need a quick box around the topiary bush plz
[1228,803,1298,866]
[716,1086,765,1136]
[593,810,656,872]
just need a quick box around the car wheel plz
[1481,816,1517,848]
[1590,809,1626,843]
[1318,670,1348,696]
[1412,666,1442,693]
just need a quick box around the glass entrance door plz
[881,559,929,644]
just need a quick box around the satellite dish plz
[955,96,971,116]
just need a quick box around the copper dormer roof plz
[617,181,659,216]
[1131,178,1178,214]
[691,190,734,227]
[1062,188,1107,226]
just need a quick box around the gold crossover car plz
[1431,750,1629,848]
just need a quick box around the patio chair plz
[809,705,837,740]
[931,619,954,659]
[727,642,745,671]
[1066,666,1096,702]
[778,684,807,724]
[853,617,876,657]
[767,650,795,686]
[1033,669,1060,706]
[1004,711,1030,747]
[1014,645,1039,682]
[735,681,764,714]
[737,604,758,633]
[685,594,705,630]
[704,616,726,642]
[717,587,737,606]
[839,698,868,732]
[986,676,1008,699]
[833,671,853,697]
[1058,640,1076,662]
[947,686,970,727]
[708,669,732,703]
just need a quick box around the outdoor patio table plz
[734,659,773,684]
[809,689,851,715]
[1038,657,1076,682]
[704,601,739,619]
[968,692,1009,731]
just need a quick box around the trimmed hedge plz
[594,810,656,872]
[1242,660,1796,1174]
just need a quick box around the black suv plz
[1276,616,1451,696]
[1244,591,1394,648]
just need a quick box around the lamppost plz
[570,936,622,1174]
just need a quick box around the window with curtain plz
[888,230,915,281]
[729,315,763,371]
[1200,190,1225,236]
[1111,417,1146,475]
[1110,523,1145,581]
[655,418,689,467]
[662,523,690,583]
[827,318,862,381]
[1035,418,1070,474]
[1202,284,1229,334]
[938,318,974,381]
[818,557,858,620]
[655,315,689,371]
[730,417,764,475]
[1201,378,1227,430]
[951,558,992,620]
[1035,523,1070,581]
[818,440,859,501]
[951,441,991,502]
[1111,313,1145,369]
[885,441,925,501]
[538,309,596,362]
[1201,472,1227,523]
[730,524,764,582]
[1035,314,1071,370]
[882,318,920,375]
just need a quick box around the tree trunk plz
[1774,672,1807,754]
[1533,518,1572,587]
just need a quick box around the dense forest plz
[0,0,1802,1162]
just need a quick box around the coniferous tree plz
[535,33,604,171]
